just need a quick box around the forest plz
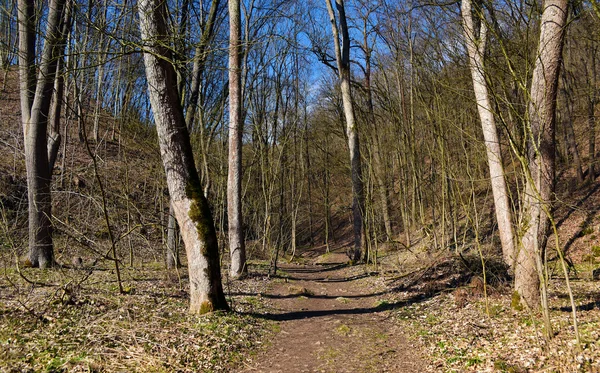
[1,0,600,371]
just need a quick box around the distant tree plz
[324,0,364,261]
[138,0,229,313]
[583,33,598,182]
[18,0,71,267]
[0,0,16,72]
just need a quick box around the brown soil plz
[239,252,426,373]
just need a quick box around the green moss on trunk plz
[511,291,523,311]
[185,180,217,254]
[199,301,215,315]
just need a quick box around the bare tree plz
[138,0,229,313]
[324,0,364,261]
[18,0,70,267]
[515,0,568,309]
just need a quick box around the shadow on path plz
[242,292,432,321]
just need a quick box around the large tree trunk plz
[138,0,229,313]
[325,0,364,261]
[515,0,568,309]
[18,0,70,268]
[461,0,516,270]
[227,0,247,278]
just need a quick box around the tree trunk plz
[461,0,516,270]
[516,0,568,309]
[325,0,364,261]
[138,0,229,313]
[227,0,247,278]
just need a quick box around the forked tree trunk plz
[516,0,568,309]
[228,0,247,278]
[18,0,70,268]
[324,0,364,261]
[138,0,229,313]
[461,0,516,270]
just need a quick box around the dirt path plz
[240,254,426,373]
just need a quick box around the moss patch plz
[185,179,216,252]
[199,301,214,315]
[511,291,523,311]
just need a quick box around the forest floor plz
[238,252,426,373]
[2,244,600,373]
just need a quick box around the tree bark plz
[138,0,229,313]
[228,0,247,278]
[325,0,364,261]
[461,0,516,270]
[516,0,568,309]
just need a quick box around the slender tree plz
[461,0,516,270]
[228,0,247,278]
[324,0,364,261]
